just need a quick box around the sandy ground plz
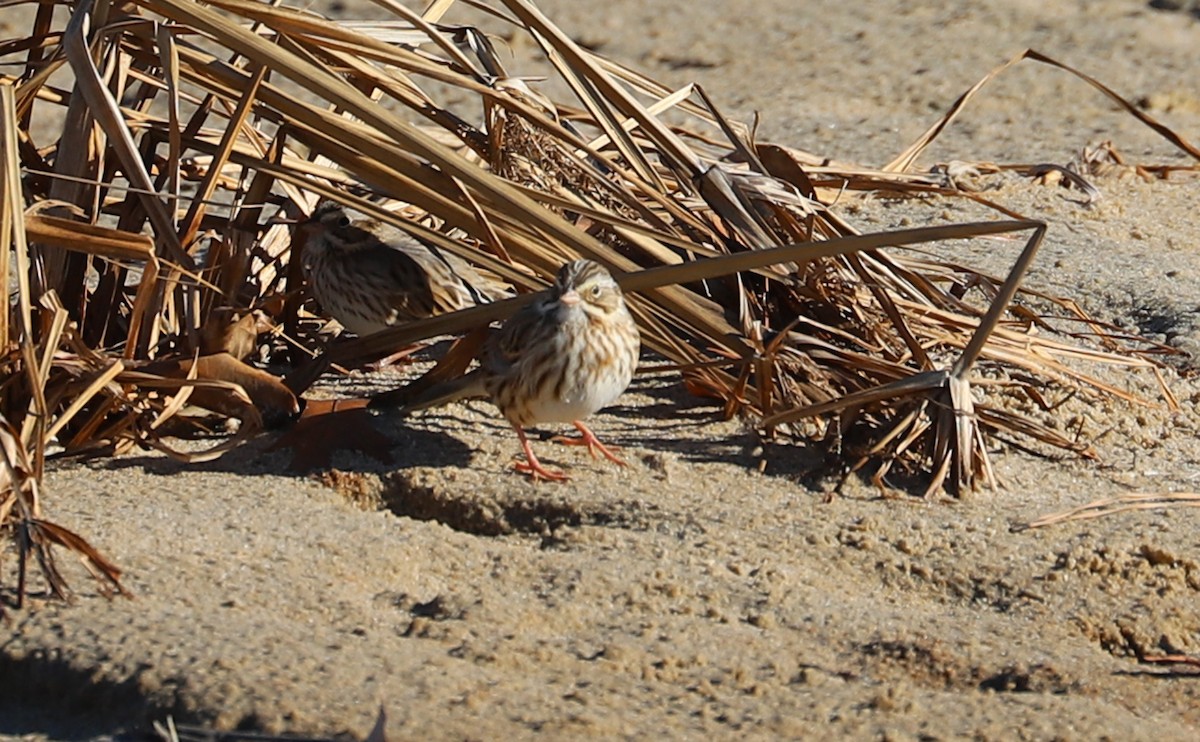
[5,0,1200,739]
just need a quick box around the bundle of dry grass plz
[2,0,1197,602]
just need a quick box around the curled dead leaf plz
[200,307,268,361]
[142,353,299,429]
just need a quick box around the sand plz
[4,0,1200,739]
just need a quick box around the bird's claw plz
[551,422,627,466]
[514,458,569,482]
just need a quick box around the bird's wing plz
[481,293,558,377]
[390,233,513,310]
[359,240,440,320]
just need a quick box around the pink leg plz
[370,342,428,369]
[512,427,569,482]
[551,421,627,467]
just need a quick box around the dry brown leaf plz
[268,397,394,471]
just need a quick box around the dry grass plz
[2,0,1197,603]
[1015,493,1200,532]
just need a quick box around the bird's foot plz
[551,421,627,466]
[513,457,569,482]
[515,426,569,482]
[369,343,428,371]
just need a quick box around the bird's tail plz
[369,369,487,414]
[368,326,491,412]
[399,371,487,415]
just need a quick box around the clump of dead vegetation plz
[2,0,1197,604]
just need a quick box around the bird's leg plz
[370,342,430,370]
[513,426,569,482]
[552,421,627,467]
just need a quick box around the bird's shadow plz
[599,374,829,479]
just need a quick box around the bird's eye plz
[337,216,351,228]
[590,285,602,298]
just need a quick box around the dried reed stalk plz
[1015,493,1200,532]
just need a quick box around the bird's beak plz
[559,289,581,306]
